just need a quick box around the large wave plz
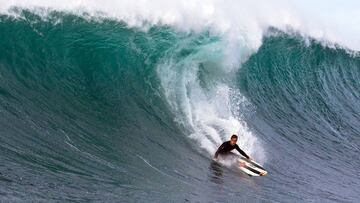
[0,3,360,202]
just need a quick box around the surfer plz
[214,135,267,176]
[214,134,251,161]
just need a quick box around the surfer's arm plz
[235,145,250,159]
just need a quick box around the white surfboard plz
[238,157,268,177]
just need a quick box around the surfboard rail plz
[238,157,268,176]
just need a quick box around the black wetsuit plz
[214,141,250,159]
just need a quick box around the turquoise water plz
[0,10,360,202]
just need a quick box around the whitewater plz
[0,0,359,202]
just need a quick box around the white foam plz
[156,38,265,163]
[1,0,360,51]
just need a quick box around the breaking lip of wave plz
[1,0,360,52]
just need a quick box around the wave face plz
[0,9,360,202]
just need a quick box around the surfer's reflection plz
[209,161,224,184]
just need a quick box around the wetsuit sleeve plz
[214,142,226,158]
[235,145,250,159]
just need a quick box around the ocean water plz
[0,2,360,202]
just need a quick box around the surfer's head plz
[230,134,238,145]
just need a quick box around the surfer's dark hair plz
[231,134,238,140]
